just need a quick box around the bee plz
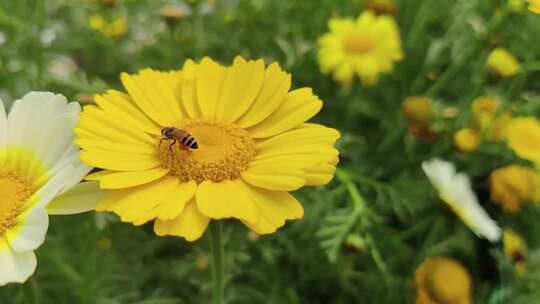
[160,127,198,157]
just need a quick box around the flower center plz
[158,120,256,183]
[343,33,375,54]
[0,171,32,237]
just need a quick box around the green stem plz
[426,9,508,97]
[335,169,392,284]
[209,221,225,304]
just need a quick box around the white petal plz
[422,158,502,242]
[7,92,63,148]
[5,207,49,252]
[47,181,101,215]
[31,163,90,209]
[0,240,37,286]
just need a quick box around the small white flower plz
[0,92,101,286]
[422,158,501,242]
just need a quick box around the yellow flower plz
[505,117,540,163]
[317,11,403,87]
[454,128,480,152]
[402,96,436,140]
[503,228,527,274]
[529,0,540,13]
[486,48,520,78]
[490,165,536,213]
[88,15,128,38]
[75,57,340,241]
[364,0,398,15]
[415,257,472,304]
[471,95,511,142]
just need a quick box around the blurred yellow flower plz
[508,0,525,11]
[454,128,480,152]
[75,57,340,241]
[471,95,511,142]
[505,117,540,163]
[529,0,540,13]
[415,257,472,304]
[471,95,499,131]
[490,165,536,213]
[364,0,398,15]
[159,4,189,20]
[503,228,527,274]
[318,11,403,87]
[402,96,436,140]
[486,48,520,78]
[88,15,128,38]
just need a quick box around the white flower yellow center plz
[343,33,375,55]
[158,120,256,183]
[0,171,32,237]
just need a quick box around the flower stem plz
[209,221,225,304]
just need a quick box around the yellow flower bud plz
[505,117,540,163]
[471,96,500,130]
[490,165,536,213]
[486,48,520,78]
[503,228,527,275]
[454,128,480,152]
[470,95,512,142]
[403,96,434,126]
[415,257,472,304]
[402,96,437,140]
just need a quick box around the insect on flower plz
[160,127,198,157]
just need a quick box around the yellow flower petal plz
[85,170,117,180]
[96,176,178,223]
[74,138,156,155]
[236,63,291,128]
[248,88,322,138]
[237,181,303,234]
[154,180,197,220]
[180,59,202,118]
[305,163,337,186]
[131,180,197,225]
[120,70,182,126]
[195,180,259,224]
[78,106,155,145]
[154,200,210,241]
[97,167,170,189]
[80,150,161,171]
[215,57,265,122]
[94,90,161,136]
[241,163,306,191]
[137,69,184,126]
[195,57,227,119]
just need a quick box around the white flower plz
[422,158,501,242]
[0,92,100,286]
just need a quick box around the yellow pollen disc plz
[343,33,375,54]
[0,171,32,237]
[158,120,256,183]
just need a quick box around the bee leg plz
[169,140,176,161]
[159,137,165,148]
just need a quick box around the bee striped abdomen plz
[182,135,198,149]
